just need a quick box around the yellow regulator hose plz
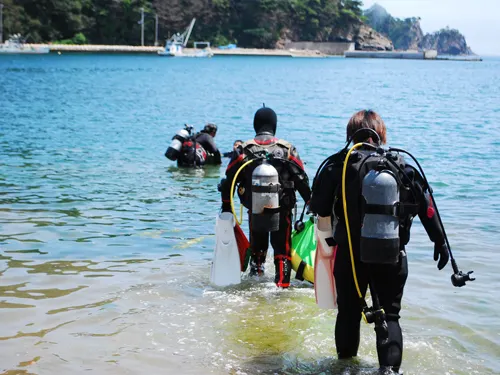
[341,143,364,299]
[230,159,254,225]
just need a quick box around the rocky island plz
[364,3,473,55]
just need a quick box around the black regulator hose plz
[294,203,308,232]
[389,147,475,287]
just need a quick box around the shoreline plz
[27,44,330,58]
[21,44,482,61]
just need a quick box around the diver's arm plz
[197,134,221,165]
[407,165,449,269]
[204,135,221,164]
[309,163,337,218]
[405,166,445,244]
[288,146,311,203]
[204,134,219,154]
[219,150,245,211]
[212,150,222,165]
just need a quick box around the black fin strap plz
[295,260,307,281]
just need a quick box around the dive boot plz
[274,257,292,288]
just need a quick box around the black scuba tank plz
[360,167,400,264]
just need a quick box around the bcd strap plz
[365,202,419,218]
[263,206,281,214]
[282,181,294,189]
[398,203,419,216]
[295,260,307,281]
[365,203,398,216]
[252,185,280,193]
[325,237,337,247]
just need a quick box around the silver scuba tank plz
[360,169,400,264]
[251,161,281,232]
[165,128,190,161]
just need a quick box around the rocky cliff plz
[277,21,393,52]
[364,4,473,55]
[353,24,394,51]
[421,28,473,55]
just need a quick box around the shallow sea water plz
[0,54,499,374]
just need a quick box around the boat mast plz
[183,18,196,47]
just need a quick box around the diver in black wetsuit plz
[309,110,451,374]
[223,140,243,159]
[218,106,311,288]
[165,123,222,168]
[195,123,222,165]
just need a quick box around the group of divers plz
[164,106,475,374]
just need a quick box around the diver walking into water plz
[218,106,311,288]
[309,110,474,373]
[165,123,221,167]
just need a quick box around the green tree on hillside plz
[1,0,366,47]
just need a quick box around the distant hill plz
[364,4,473,55]
[1,0,391,50]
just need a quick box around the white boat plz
[0,34,49,54]
[158,18,213,58]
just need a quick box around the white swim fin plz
[314,216,337,309]
[210,212,241,286]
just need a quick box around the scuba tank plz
[165,128,190,161]
[360,167,400,264]
[251,161,280,232]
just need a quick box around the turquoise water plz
[0,54,499,374]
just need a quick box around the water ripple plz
[0,54,499,374]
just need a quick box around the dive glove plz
[434,242,449,270]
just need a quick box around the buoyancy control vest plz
[165,126,207,167]
[178,139,207,167]
[237,139,297,212]
[333,148,419,264]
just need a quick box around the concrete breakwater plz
[27,44,329,57]
[344,49,482,61]
[24,44,482,61]
[345,50,438,60]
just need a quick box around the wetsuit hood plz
[253,107,277,136]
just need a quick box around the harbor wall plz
[345,50,426,59]
[284,41,355,56]
[27,44,328,57]
[35,44,163,53]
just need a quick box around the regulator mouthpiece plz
[451,270,475,287]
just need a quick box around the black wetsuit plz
[195,132,221,165]
[309,147,446,371]
[219,132,311,287]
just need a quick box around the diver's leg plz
[270,209,292,288]
[334,244,369,358]
[249,214,269,276]
[372,250,408,372]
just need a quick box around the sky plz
[362,0,499,56]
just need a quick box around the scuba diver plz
[223,140,243,159]
[218,106,311,288]
[309,110,474,373]
[195,123,222,165]
[165,123,221,167]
